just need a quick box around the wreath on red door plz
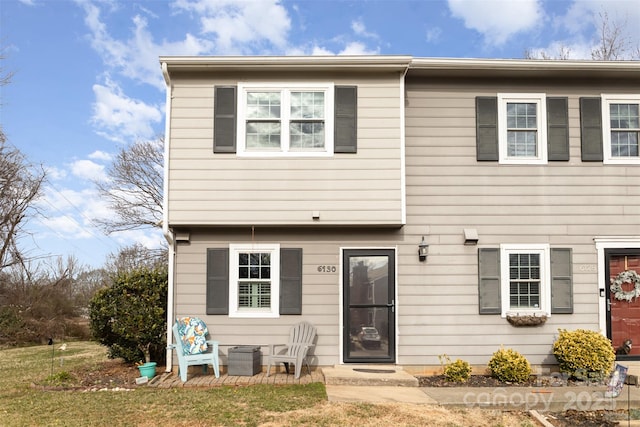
[610,270,640,302]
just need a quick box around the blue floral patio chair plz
[168,317,220,382]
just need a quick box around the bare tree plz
[524,45,571,60]
[0,141,46,270]
[94,138,164,233]
[104,243,167,276]
[525,10,639,60]
[591,11,632,60]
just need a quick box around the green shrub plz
[89,266,167,364]
[439,355,472,382]
[488,347,531,383]
[552,329,615,380]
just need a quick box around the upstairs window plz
[497,94,547,164]
[603,95,640,164]
[238,83,334,157]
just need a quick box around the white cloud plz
[37,215,94,239]
[111,228,165,249]
[88,150,112,161]
[77,1,213,89]
[34,185,104,241]
[447,0,543,46]
[351,19,378,39]
[91,78,162,143]
[308,46,334,56]
[174,0,291,54]
[70,159,107,181]
[527,0,640,59]
[338,42,380,56]
[45,166,67,181]
[426,27,443,44]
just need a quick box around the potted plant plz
[89,267,167,379]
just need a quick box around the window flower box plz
[506,314,547,327]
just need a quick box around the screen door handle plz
[387,299,395,312]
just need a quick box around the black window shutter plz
[206,248,229,315]
[334,86,357,153]
[547,97,570,161]
[280,248,303,315]
[580,97,603,161]
[550,248,573,314]
[476,97,499,161]
[214,86,237,153]
[478,248,501,314]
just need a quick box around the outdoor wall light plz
[418,236,429,261]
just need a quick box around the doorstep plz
[322,364,419,387]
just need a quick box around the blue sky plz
[1,0,639,269]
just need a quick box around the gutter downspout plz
[397,64,408,365]
[161,61,175,372]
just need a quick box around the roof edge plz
[409,57,640,72]
[160,55,413,71]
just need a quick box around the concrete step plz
[322,364,419,387]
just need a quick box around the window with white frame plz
[229,244,280,318]
[498,94,547,164]
[500,244,551,317]
[602,94,640,164]
[237,83,334,157]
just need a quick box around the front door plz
[343,249,395,363]
[606,250,640,359]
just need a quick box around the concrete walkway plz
[151,364,640,412]
[327,383,640,412]
[322,364,640,411]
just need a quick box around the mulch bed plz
[417,375,631,427]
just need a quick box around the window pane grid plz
[246,92,281,119]
[246,122,281,149]
[290,122,325,149]
[290,91,324,119]
[507,103,537,129]
[238,252,271,279]
[243,88,327,153]
[610,103,640,158]
[507,131,537,156]
[506,102,538,158]
[508,253,541,309]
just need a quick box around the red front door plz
[606,252,640,358]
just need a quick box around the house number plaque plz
[317,265,337,273]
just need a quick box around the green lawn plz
[0,342,535,427]
[0,342,326,427]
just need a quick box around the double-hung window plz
[498,94,547,164]
[500,244,551,317]
[228,244,280,318]
[602,95,640,164]
[238,83,334,157]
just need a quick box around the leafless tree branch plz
[94,138,164,233]
[0,141,46,271]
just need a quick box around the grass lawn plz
[0,342,535,426]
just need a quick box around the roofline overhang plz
[159,55,640,81]
[159,55,413,73]
[408,57,640,79]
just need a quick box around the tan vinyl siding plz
[166,59,639,370]
[400,77,640,366]
[167,73,404,227]
[172,229,396,367]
